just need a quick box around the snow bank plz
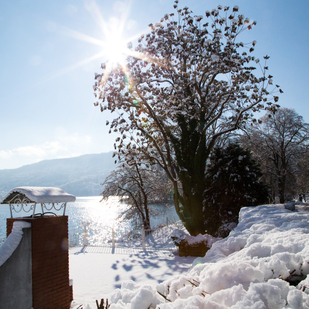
[108,205,309,308]
[0,221,31,266]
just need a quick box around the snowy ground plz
[70,203,309,309]
[69,247,195,307]
[69,223,195,307]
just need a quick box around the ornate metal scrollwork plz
[10,195,32,205]
[41,203,66,213]
[11,202,36,213]
[54,202,66,211]
[42,203,53,211]
[41,202,66,212]
[10,195,36,215]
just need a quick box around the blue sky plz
[0,0,308,170]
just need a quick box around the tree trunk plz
[142,193,151,235]
[170,114,209,236]
[181,195,205,236]
[143,218,151,236]
[173,183,185,223]
[278,174,286,203]
[177,193,223,237]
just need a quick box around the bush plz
[203,143,269,237]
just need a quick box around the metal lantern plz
[0,187,76,218]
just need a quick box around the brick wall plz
[7,216,71,309]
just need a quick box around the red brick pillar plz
[7,216,71,309]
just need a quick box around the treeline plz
[101,108,309,237]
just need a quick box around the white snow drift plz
[107,205,309,309]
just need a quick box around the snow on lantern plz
[0,186,76,218]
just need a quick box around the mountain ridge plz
[0,152,116,197]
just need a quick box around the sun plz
[55,1,148,79]
[102,30,129,66]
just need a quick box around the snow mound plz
[108,205,309,308]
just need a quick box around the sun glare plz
[57,1,151,82]
[103,32,128,66]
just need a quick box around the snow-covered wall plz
[0,221,32,308]
[0,221,31,266]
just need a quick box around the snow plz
[70,204,309,308]
[0,221,31,266]
[0,186,76,204]
[177,233,218,247]
[69,247,195,307]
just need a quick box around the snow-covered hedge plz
[171,229,219,257]
[109,205,309,308]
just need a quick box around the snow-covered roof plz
[0,186,76,204]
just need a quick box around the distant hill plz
[0,152,117,197]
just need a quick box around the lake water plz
[0,196,179,246]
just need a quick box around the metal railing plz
[68,220,182,250]
[0,219,181,251]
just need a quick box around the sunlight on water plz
[0,196,179,246]
[66,196,132,245]
[67,196,123,229]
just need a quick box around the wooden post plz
[82,223,88,247]
[112,228,115,248]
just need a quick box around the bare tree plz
[101,158,172,231]
[94,2,281,236]
[242,108,309,203]
[294,149,309,201]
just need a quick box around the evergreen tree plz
[204,143,269,237]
